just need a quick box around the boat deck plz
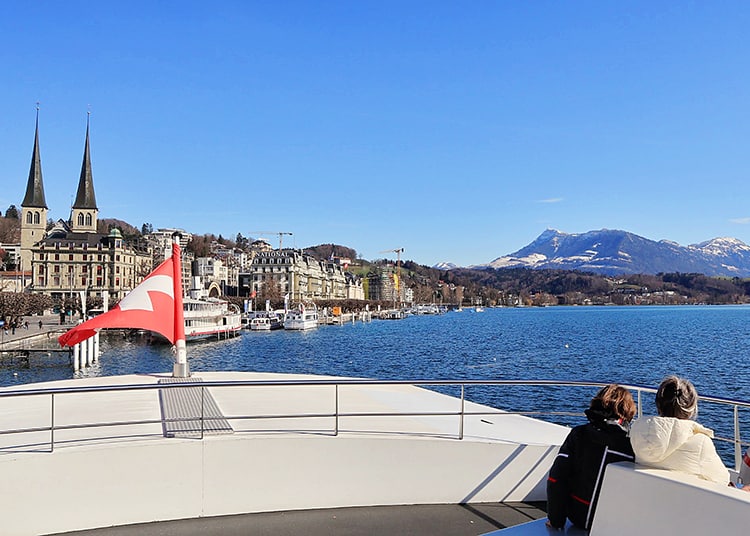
[0,372,567,536]
[55,502,548,535]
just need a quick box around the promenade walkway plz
[0,313,71,350]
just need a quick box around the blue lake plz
[3,305,750,462]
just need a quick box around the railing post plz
[735,404,741,473]
[200,386,205,440]
[50,393,55,453]
[334,384,339,436]
[637,389,642,419]
[459,384,465,440]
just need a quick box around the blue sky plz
[2,1,749,267]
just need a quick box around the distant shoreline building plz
[19,112,152,305]
[239,248,364,303]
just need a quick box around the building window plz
[54,265,60,273]
[69,254,74,261]
[78,213,84,226]
[83,254,87,261]
[53,276,60,286]
[38,253,44,260]
[81,277,87,286]
[82,266,88,273]
[54,254,59,261]
[96,277,102,286]
[85,213,92,226]
[115,277,120,286]
[38,276,44,285]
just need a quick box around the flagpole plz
[172,233,189,378]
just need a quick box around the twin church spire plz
[21,108,99,235]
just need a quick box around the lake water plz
[3,305,750,461]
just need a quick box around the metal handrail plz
[0,378,748,470]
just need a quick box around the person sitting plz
[630,375,729,485]
[546,384,636,530]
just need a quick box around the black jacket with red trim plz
[546,409,634,530]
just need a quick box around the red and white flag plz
[59,244,184,347]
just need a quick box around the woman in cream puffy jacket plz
[630,376,729,485]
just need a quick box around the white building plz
[239,249,364,302]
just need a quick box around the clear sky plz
[2,1,749,267]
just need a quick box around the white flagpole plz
[172,233,189,378]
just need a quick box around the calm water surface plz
[4,305,750,394]
[3,305,750,460]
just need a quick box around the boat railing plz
[0,378,748,471]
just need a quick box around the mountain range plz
[451,229,750,277]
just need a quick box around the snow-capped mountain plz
[433,261,458,270]
[480,229,750,277]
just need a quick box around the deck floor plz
[55,502,548,536]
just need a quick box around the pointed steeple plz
[21,106,48,209]
[73,112,97,210]
[20,104,50,271]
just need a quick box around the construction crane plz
[250,231,293,250]
[379,248,405,307]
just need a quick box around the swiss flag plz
[59,253,178,347]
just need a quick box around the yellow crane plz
[379,248,405,306]
[250,231,293,250]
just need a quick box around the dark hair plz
[590,384,636,421]
[656,376,697,419]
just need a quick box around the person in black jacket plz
[546,384,636,530]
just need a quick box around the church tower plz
[20,107,48,270]
[70,113,98,233]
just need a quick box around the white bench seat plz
[481,518,587,535]
[590,462,750,534]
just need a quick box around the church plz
[20,112,152,306]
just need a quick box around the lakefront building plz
[238,249,364,303]
[20,113,152,305]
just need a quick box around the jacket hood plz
[630,416,714,463]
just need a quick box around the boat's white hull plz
[283,310,318,330]
[249,317,283,331]
[283,319,318,330]
[185,326,241,341]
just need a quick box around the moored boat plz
[183,296,242,341]
[283,303,318,330]
[181,260,242,341]
[249,312,283,331]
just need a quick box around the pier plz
[0,314,98,371]
[1,314,68,353]
[319,310,373,325]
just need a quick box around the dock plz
[0,314,71,359]
[319,311,373,325]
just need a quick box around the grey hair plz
[656,376,698,420]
